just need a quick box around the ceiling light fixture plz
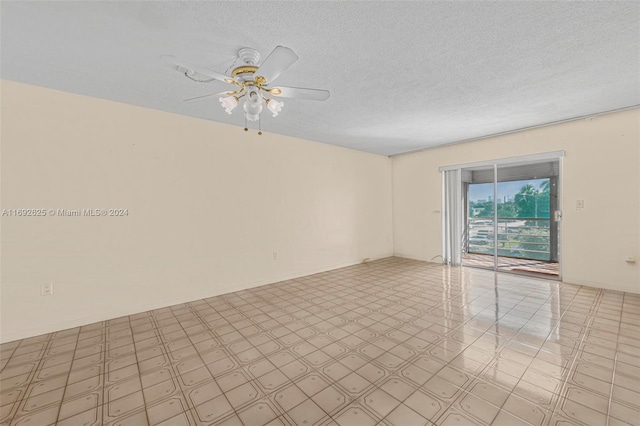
[170,46,330,135]
[242,88,264,122]
[266,98,284,117]
[219,95,238,114]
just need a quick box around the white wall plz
[0,80,394,342]
[393,109,640,294]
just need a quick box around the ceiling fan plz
[165,46,330,134]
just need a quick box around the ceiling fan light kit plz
[170,46,330,135]
[266,98,284,117]
[219,95,239,114]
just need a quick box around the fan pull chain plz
[258,117,262,136]
[244,116,248,132]
[183,71,217,84]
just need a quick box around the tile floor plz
[1,257,639,426]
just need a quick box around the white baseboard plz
[561,275,640,295]
[392,252,428,262]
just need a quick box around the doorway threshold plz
[462,253,560,280]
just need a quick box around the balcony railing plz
[466,217,551,261]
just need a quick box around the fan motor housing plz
[233,47,262,82]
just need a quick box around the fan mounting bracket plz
[237,47,260,66]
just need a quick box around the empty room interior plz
[1,2,639,426]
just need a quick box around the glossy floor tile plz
[1,257,639,425]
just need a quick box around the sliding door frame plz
[440,151,565,279]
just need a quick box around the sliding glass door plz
[450,154,562,279]
[463,165,497,270]
[495,160,560,277]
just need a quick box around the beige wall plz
[2,80,638,343]
[393,108,640,294]
[0,80,393,342]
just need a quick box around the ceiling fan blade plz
[162,55,237,85]
[268,86,330,101]
[182,91,234,103]
[255,46,298,85]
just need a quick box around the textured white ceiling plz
[2,1,639,155]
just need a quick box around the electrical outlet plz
[41,283,54,296]
[272,252,278,261]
